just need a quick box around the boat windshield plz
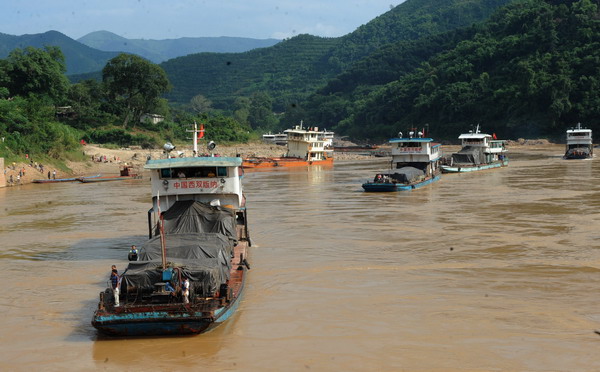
[160,166,228,179]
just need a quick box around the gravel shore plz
[2,142,376,186]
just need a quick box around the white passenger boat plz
[564,123,593,159]
[441,125,508,173]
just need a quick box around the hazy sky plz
[1,0,405,40]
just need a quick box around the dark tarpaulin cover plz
[138,233,233,261]
[121,255,230,296]
[452,146,485,165]
[378,166,425,183]
[123,232,235,296]
[158,200,236,240]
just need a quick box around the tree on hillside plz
[0,46,70,104]
[190,94,212,114]
[67,79,113,129]
[247,92,278,130]
[102,53,171,128]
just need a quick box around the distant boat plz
[441,125,508,173]
[362,129,442,192]
[32,174,102,183]
[78,165,141,182]
[77,176,138,183]
[244,122,333,169]
[564,123,593,159]
[262,132,288,146]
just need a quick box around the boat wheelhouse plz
[362,130,442,192]
[564,123,593,159]
[92,123,250,336]
[441,126,508,173]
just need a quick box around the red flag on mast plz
[198,124,205,139]
[492,133,497,140]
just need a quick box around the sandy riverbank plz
[2,142,377,187]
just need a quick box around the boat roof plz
[458,132,490,139]
[389,137,434,143]
[145,156,242,169]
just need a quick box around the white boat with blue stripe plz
[362,130,442,192]
[441,125,508,173]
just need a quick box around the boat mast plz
[156,190,167,268]
[186,121,200,157]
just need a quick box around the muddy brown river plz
[1,145,599,371]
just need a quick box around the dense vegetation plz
[0,47,252,165]
[160,0,513,113]
[2,0,599,165]
[304,0,600,141]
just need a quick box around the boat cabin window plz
[397,142,422,149]
[463,139,484,145]
[160,166,227,179]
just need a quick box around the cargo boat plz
[243,123,333,169]
[78,165,141,182]
[91,124,250,336]
[362,130,442,192]
[441,126,508,173]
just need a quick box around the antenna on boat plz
[193,121,198,155]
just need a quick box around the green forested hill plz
[162,35,341,111]
[311,0,600,141]
[0,31,119,75]
[161,0,513,111]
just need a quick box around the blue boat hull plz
[362,174,440,192]
[441,159,508,173]
[92,271,245,337]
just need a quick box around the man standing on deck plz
[182,277,190,304]
[110,265,120,307]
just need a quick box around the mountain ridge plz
[77,30,281,63]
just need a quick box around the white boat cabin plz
[145,157,244,212]
[389,132,441,168]
[566,124,592,147]
[458,127,505,155]
[284,123,330,161]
